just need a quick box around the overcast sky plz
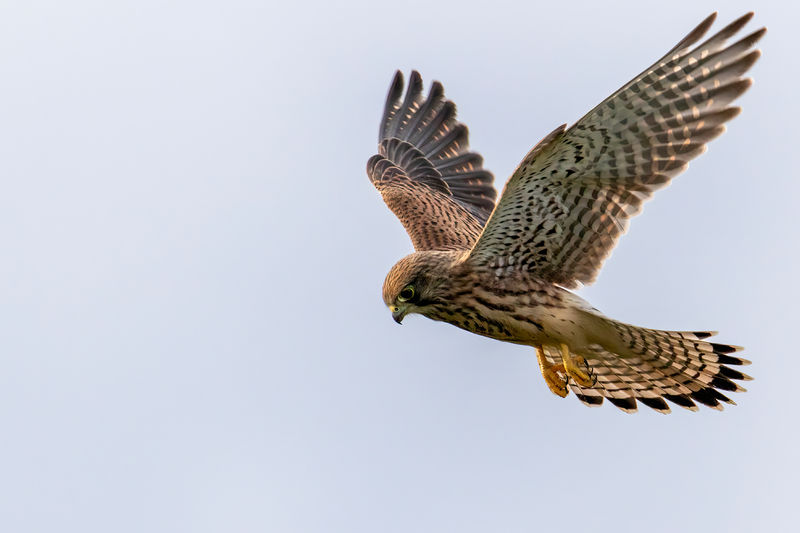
[0,1,797,532]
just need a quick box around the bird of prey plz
[367,13,763,413]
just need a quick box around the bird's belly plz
[505,304,587,345]
[432,287,598,349]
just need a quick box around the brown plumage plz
[367,12,762,413]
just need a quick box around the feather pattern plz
[368,71,497,251]
[540,326,751,414]
[370,13,762,413]
[467,12,764,288]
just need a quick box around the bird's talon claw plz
[560,347,596,388]
[535,346,569,398]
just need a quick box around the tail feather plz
[544,320,751,413]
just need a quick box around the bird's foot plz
[560,343,597,388]
[536,346,569,397]
[542,363,569,397]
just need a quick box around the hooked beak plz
[390,306,405,324]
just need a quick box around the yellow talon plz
[536,346,569,397]
[560,343,596,387]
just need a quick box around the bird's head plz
[382,251,457,324]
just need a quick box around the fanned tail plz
[543,322,751,413]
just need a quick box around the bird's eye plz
[398,285,415,302]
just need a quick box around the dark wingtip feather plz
[708,12,755,46]
[731,11,755,31]
[670,12,718,54]
[406,71,424,110]
[379,71,404,139]
[390,70,404,93]
[742,27,768,48]
[427,80,444,101]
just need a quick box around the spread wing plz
[367,71,497,251]
[466,13,765,287]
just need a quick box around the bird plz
[366,12,763,413]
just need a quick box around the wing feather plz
[368,71,498,251]
[466,13,764,287]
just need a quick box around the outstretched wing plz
[466,13,764,287]
[368,71,497,251]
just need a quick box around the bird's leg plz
[535,345,569,398]
[559,343,597,388]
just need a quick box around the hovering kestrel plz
[367,13,763,413]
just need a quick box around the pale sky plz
[0,1,797,532]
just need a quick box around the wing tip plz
[387,71,404,105]
[737,11,756,27]
[718,12,755,39]
[698,11,719,32]
[673,12,717,52]
[747,27,768,44]
[408,70,422,91]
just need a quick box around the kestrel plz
[367,13,763,413]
